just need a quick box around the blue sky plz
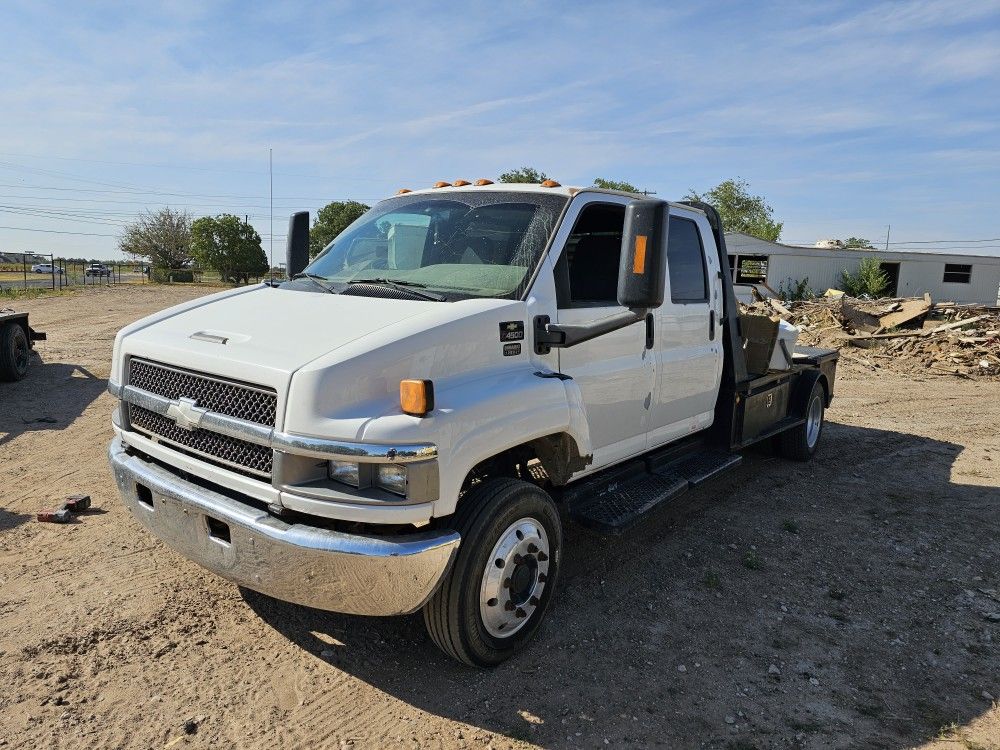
[0,0,998,260]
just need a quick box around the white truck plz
[108,181,838,666]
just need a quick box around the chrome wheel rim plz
[806,395,823,448]
[479,517,550,638]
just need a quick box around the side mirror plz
[617,199,667,309]
[286,211,310,278]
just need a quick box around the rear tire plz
[0,323,29,382]
[423,478,562,667]
[777,380,825,461]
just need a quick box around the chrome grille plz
[128,359,276,426]
[126,358,277,478]
[129,405,273,477]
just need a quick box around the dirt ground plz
[1,285,998,750]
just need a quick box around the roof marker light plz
[396,188,412,194]
[474,179,494,186]
[432,181,450,188]
[452,179,471,186]
[540,179,561,187]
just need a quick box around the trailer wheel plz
[0,323,30,382]
[423,478,562,667]
[777,380,825,461]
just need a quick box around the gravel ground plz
[1,285,998,749]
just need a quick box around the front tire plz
[423,478,562,667]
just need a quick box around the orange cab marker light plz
[400,379,435,417]
[396,188,412,194]
[540,179,561,187]
[474,179,493,186]
[432,181,450,188]
[452,179,471,186]
[633,235,648,274]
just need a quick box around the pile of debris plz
[741,292,1000,379]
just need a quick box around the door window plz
[556,203,626,307]
[667,218,709,303]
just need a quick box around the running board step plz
[565,450,743,533]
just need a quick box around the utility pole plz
[885,224,891,251]
[269,148,273,284]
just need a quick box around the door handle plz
[645,313,654,349]
[709,310,715,340]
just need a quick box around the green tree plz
[191,214,267,284]
[840,257,888,298]
[593,177,639,192]
[118,208,192,270]
[843,237,875,249]
[310,201,369,257]
[498,166,549,183]
[685,178,783,241]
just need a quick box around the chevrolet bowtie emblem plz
[165,397,208,431]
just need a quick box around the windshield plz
[298,191,567,300]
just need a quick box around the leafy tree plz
[310,201,369,257]
[498,166,549,184]
[843,237,875,249]
[840,257,888,298]
[118,208,193,269]
[685,178,783,241]
[191,214,268,284]
[593,177,639,192]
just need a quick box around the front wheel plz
[423,478,562,667]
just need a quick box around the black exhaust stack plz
[286,211,310,278]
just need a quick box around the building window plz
[736,255,768,283]
[943,264,972,284]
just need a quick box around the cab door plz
[552,197,654,469]
[647,209,724,446]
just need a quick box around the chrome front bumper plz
[108,437,460,616]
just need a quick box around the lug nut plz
[538,573,547,583]
[527,543,538,553]
[503,577,511,588]
[504,601,515,611]
[515,608,527,619]
[529,596,540,606]
[537,551,549,562]
[513,554,523,565]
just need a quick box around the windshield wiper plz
[292,272,337,294]
[347,278,446,302]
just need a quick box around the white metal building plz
[726,232,1000,304]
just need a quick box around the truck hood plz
[118,286,436,377]
[116,285,528,432]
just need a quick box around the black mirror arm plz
[533,309,648,355]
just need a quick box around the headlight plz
[328,460,360,487]
[374,464,407,496]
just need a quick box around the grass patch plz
[782,519,799,534]
[704,570,721,590]
[742,550,763,570]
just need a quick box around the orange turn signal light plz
[452,179,471,186]
[400,379,434,417]
[432,181,450,188]
[540,179,561,187]
[474,178,493,186]
[396,188,412,194]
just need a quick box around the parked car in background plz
[31,263,63,274]
[85,263,112,277]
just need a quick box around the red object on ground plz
[37,508,72,523]
[64,494,91,512]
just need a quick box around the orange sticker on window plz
[633,235,647,274]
